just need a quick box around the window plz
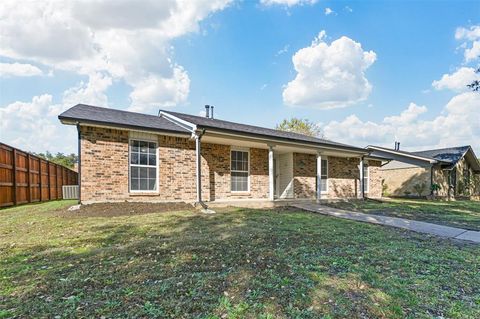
[130,140,157,192]
[363,165,369,193]
[231,150,249,192]
[320,159,328,192]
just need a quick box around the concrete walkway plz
[291,202,480,244]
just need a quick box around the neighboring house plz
[59,104,383,205]
[367,145,480,199]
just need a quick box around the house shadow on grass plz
[2,208,479,318]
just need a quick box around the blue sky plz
[0,0,479,155]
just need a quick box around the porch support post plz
[359,157,365,199]
[268,145,274,201]
[195,134,202,204]
[316,152,322,202]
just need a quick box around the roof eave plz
[58,116,191,136]
[366,145,438,163]
[202,127,369,155]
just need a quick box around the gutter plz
[76,122,81,204]
[367,145,438,163]
[59,117,191,137]
[158,111,209,209]
[202,128,369,156]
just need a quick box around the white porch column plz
[268,145,275,201]
[316,153,322,202]
[359,157,365,199]
[195,134,202,203]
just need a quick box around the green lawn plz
[1,201,479,318]
[323,199,480,231]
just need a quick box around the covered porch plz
[199,131,369,204]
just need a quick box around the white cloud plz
[260,0,317,7]
[323,93,480,151]
[324,8,334,15]
[63,73,113,107]
[0,72,117,154]
[344,6,353,12]
[0,0,231,110]
[0,62,43,77]
[455,25,480,41]
[432,67,479,92]
[383,103,427,125]
[283,31,376,109]
[0,0,232,154]
[0,95,77,154]
[464,41,480,62]
[455,25,480,62]
[276,44,290,56]
[129,66,190,112]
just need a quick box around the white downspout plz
[195,134,202,203]
[268,145,275,201]
[316,152,322,202]
[194,130,206,207]
[359,157,365,199]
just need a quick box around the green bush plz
[413,183,427,197]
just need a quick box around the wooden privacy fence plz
[0,142,78,208]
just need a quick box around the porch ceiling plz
[202,133,363,158]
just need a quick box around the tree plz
[35,151,78,169]
[467,63,480,92]
[276,118,324,138]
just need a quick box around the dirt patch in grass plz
[56,201,195,217]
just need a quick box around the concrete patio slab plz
[291,202,480,244]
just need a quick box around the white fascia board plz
[366,145,437,163]
[206,129,369,156]
[159,111,197,133]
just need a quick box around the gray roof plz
[367,145,480,172]
[59,104,367,153]
[367,145,438,161]
[58,104,190,134]
[163,110,366,152]
[412,146,470,164]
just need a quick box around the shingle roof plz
[366,145,438,161]
[412,146,470,164]
[162,110,366,152]
[59,104,367,153]
[367,145,480,172]
[58,104,190,134]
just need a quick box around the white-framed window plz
[320,158,328,193]
[129,139,157,192]
[231,149,249,192]
[363,165,369,193]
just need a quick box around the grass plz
[323,199,480,231]
[0,200,479,318]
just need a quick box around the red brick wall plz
[80,126,380,203]
[292,154,382,199]
[80,126,269,203]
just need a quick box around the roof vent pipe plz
[205,105,210,118]
[210,105,214,119]
[397,142,400,150]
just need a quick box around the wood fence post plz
[12,149,17,206]
[47,162,51,200]
[61,167,65,199]
[39,159,43,201]
[27,153,31,203]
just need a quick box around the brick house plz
[59,104,384,205]
[367,145,480,199]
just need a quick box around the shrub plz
[382,180,389,196]
[413,183,427,197]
